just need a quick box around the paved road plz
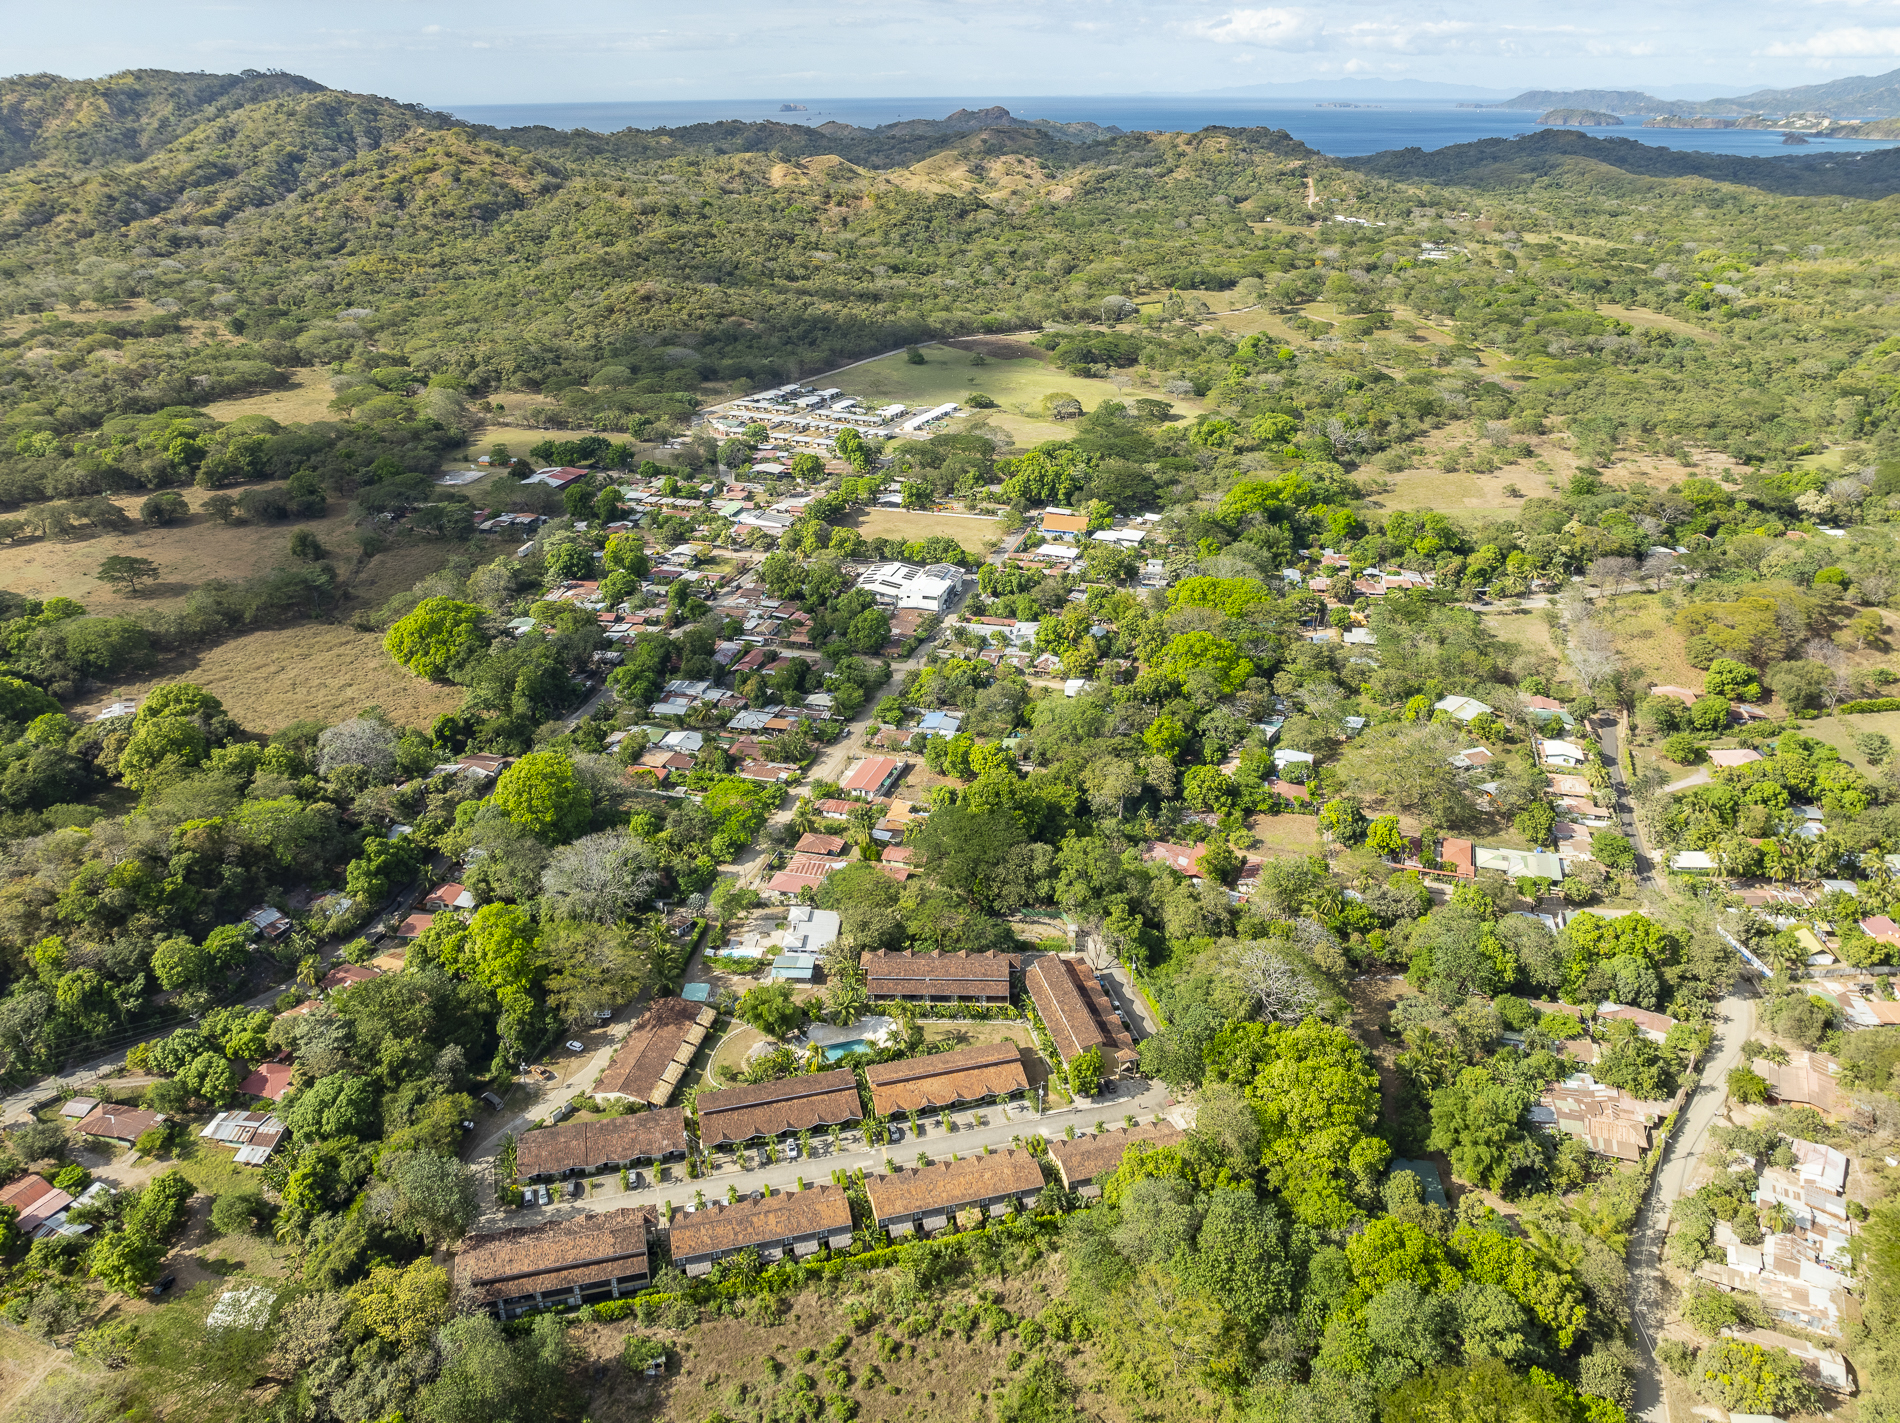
[1626,988,1756,1423]
[474,1077,1179,1232]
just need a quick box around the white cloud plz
[1762,25,1900,53]
[1191,7,1326,48]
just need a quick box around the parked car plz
[566,1040,585,1052]
[480,1091,505,1111]
[538,1185,552,1206]
[566,1180,584,1199]
[887,1125,904,1143]
[150,1274,176,1300]
[593,1008,614,1021]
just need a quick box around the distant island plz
[778,103,807,112]
[1538,109,1623,127]
[1314,102,1381,109]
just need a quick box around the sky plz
[11,1,1900,103]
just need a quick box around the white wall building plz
[855,562,963,613]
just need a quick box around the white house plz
[1434,695,1493,722]
[856,562,963,613]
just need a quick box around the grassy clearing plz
[1483,608,1560,662]
[1252,813,1321,858]
[1790,709,1900,772]
[1593,304,1719,341]
[0,1325,82,1419]
[198,366,340,426]
[831,342,1205,448]
[844,508,1003,550]
[99,624,464,732]
[4,482,381,610]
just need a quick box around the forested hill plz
[1344,128,1900,198]
[0,68,332,173]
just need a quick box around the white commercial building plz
[855,562,963,613]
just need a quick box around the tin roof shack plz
[694,1069,863,1145]
[1756,1139,1856,1265]
[1695,1223,1856,1337]
[1528,1074,1675,1161]
[515,1108,691,1180]
[1596,1003,1678,1043]
[1047,1122,1185,1195]
[864,1149,1044,1237]
[198,1110,288,1166]
[862,950,1013,1004]
[1751,1051,1865,1121]
[594,999,717,1105]
[669,1185,855,1275]
[1024,955,1138,1073]
[864,1042,1030,1118]
[457,1207,656,1319]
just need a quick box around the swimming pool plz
[822,1040,870,1061]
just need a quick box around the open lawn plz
[830,342,1205,448]
[93,624,465,732]
[1789,709,1900,774]
[0,1324,82,1420]
[1252,812,1321,858]
[1593,304,1719,341]
[844,508,1003,551]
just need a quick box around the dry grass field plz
[94,625,464,732]
[198,365,340,426]
[844,508,1003,550]
[827,342,1207,449]
[2,483,393,609]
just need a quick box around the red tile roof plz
[76,1106,164,1142]
[863,1041,1030,1117]
[864,1149,1044,1225]
[694,1069,863,1144]
[1047,1122,1185,1188]
[669,1185,853,1264]
[0,1174,73,1230]
[595,1000,716,1104]
[515,1109,690,1177]
[237,1062,295,1100]
[1023,955,1137,1068]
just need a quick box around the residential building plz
[841,756,905,800]
[198,1110,287,1166]
[1040,510,1090,537]
[74,1106,164,1143]
[1047,1122,1184,1194]
[777,906,841,956]
[1474,845,1564,881]
[1751,1051,1863,1120]
[670,1186,855,1275]
[1535,738,1588,769]
[1434,695,1493,722]
[1528,1074,1674,1160]
[794,833,847,857]
[864,1042,1030,1117]
[515,1108,691,1180]
[1709,748,1764,769]
[694,1069,863,1145]
[855,562,962,613]
[1596,1003,1677,1043]
[237,1062,294,1100]
[1024,955,1138,1073]
[595,999,718,1105]
[862,950,1013,1004]
[1143,842,1210,877]
[0,1174,74,1232]
[1696,1224,1854,1337]
[424,883,476,912]
[864,1150,1044,1237]
[458,1207,656,1318]
[765,854,843,896]
[320,963,380,994]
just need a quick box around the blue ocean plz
[442,95,1900,160]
